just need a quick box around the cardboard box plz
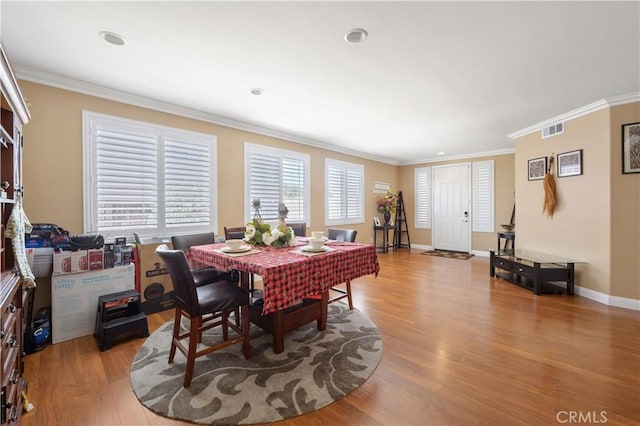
[137,242,175,314]
[53,250,72,275]
[70,250,88,273]
[51,264,136,343]
[88,249,103,270]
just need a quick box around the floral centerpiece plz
[377,191,398,224]
[244,219,296,247]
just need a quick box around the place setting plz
[292,231,336,256]
[215,238,261,257]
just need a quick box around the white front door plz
[433,163,471,252]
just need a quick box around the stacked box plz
[138,242,175,314]
[88,249,103,270]
[70,250,88,273]
[53,250,72,275]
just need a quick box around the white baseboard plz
[576,286,640,311]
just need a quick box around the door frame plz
[432,162,472,253]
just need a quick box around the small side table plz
[497,232,515,253]
[374,224,396,253]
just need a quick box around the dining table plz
[188,237,380,353]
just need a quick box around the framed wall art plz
[557,149,583,177]
[622,122,640,174]
[528,157,547,181]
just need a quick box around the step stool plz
[94,290,149,351]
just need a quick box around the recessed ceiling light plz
[437,151,445,155]
[344,28,368,44]
[250,88,264,96]
[99,31,126,46]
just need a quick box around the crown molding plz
[507,92,640,140]
[399,147,515,166]
[1,45,31,123]
[13,65,400,165]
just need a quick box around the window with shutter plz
[244,143,309,223]
[415,167,431,229]
[83,111,217,238]
[325,159,364,225]
[472,160,494,232]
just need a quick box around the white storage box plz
[26,247,54,277]
[51,264,136,344]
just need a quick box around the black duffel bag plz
[69,233,104,251]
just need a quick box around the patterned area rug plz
[421,249,474,260]
[130,303,382,424]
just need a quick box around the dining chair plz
[224,226,246,241]
[326,228,358,309]
[328,228,357,243]
[224,226,256,294]
[155,244,251,388]
[171,232,237,286]
[286,222,307,237]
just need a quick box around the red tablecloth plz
[188,241,379,315]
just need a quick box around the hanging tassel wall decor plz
[542,154,556,218]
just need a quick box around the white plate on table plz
[221,245,252,253]
[301,245,328,253]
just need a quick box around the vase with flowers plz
[244,219,296,248]
[377,191,398,224]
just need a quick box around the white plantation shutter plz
[415,167,431,229]
[83,111,216,237]
[325,159,364,225]
[95,126,158,232]
[245,143,309,223]
[472,160,494,232]
[164,137,212,228]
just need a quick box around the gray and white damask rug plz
[130,303,383,424]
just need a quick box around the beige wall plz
[610,104,640,300]
[18,80,639,302]
[514,103,640,300]
[20,81,397,245]
[398,154,515,251]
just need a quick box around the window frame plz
[324,158,365,226]
[82,111,217,239]
[243,142,310,224]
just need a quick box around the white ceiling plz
[2,1,639,165]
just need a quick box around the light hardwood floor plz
[22,249,639,425]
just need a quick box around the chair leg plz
[168,308,181,363]
[241,304,251,359]
[184,316,200,387]
[346,281,353,310]
[222,311,229,340]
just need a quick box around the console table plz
[373,224,396,253]
[489,249,583,295]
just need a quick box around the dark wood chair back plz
[287,222,307,237]
[171,232,216,253]
[224,226,246,240]
[328,228,357,242]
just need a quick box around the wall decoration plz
[373,181,391,194]
[557,149,583,177]
[622,122,640,174]
[542,154,556,218]
[528,157,547,180]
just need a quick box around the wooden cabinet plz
[1,44,30,425]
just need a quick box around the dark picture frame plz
[622,122,640,174]
[528,156,547,181]
[557,149,583,178]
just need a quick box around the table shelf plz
[489,249,583,295]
